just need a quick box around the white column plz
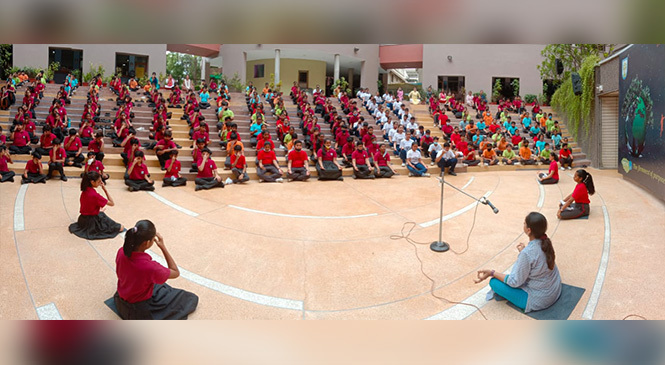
[200,57,207,81]
[274,49,281,88]
[334,54,340,82]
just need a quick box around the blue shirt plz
[522,117,532,128]
[249,123,262,137]
[530,126,540,135]
[552,134,562,148]
[472,134,484,143]
[199,92,210,103]
[505,239,561,313]
[503,121,511,130]
[535,140,546,154]
[477,121,486,130]
[508,126,518,135]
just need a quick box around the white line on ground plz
[582,206,611,320]
[14,184,28,231]
[419,191,493,228]
[425,266,513,320]
[147,250,303,311]
[461,176,475,190]
[537,183,545,208]
[228,205,378,219]
[147,191,199,217]
[36,303,63,320]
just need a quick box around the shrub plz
[524,94,538,104]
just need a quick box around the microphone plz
[481,198,499,214]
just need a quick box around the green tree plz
[538,44,615,82]
[166,52,201,84]
[0,44,12,80]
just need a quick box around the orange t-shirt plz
[540,117,547,128]
[520,147,532,159]
[226,140,244,154]
[482,149,495,159]
[497,140,508,151]
[129,80,138,89]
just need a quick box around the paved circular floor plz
[1,168,663,319]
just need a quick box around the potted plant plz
[45,61,60,84]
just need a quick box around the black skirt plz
[113,283,199,320]
[316,160,342,180]
[69,212,122,240]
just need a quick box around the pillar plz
[200,57,207,81]
[275,49,281,88]
[334,54,340,82]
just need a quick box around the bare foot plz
[119,225,125,232]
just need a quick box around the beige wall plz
[12,44,167,77]
[246,58,326,91]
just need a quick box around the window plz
[254,64,265,78]
[115,53,149,82]
[437,76,465,93]
[48,47,83,84]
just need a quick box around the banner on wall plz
[618,44,665,201]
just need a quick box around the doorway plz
[48,47,83,84]
[298,70,309,90]
[491,77,520,100]
[116,53,149,83]
[437,76,465,94]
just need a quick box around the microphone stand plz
[430,171,499,252]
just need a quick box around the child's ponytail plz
[576,169,595,195]
[123,220,156,258]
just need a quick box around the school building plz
[11,44,545,97]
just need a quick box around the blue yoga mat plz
[104,297,120,317]
[504,283,586,320]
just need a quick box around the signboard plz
[618,44,665,201]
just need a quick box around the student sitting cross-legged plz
[125,151,155,192]
[257,142,284,183]
[406,143,430,177]
[435,142,458,176]
[287,140,310,182]
[474,212,561,313]
[351,142,374,179]
[501,144,518,165]
[195,148,225,191]
[538,153,559,185]
[519,141,536,165]
[373,143,397,178]
[113,220,198,319]
[316,139,343,181]
[0,145,16,182]
[21,151,47,184]
[558,169,594,219]
[229,144,250,184]
[162,150,187,187]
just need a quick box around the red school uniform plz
[0,155,10,172]
[65,136,82,152]
[13,130,30,147]
[342,142,355,156]
[80,126,94,138]
[197,158,217,178]
[164,158,181,178]
[257,149,277,166]
[80,187,107,216]
[572,183,590,204]
[88,159,105,174]
[40,133,56,149]
[115,248,170,303]
[230,154,246,169]
[374,151,391,166]
[559,148,571,159]
[549,160,559,181]
[288,149,308,168]
[50,147,66,161]
[129,163,149,180]
[317,148,337,161]
[88,139,103,153]
[26,159,41,173]
[352,150,369,165]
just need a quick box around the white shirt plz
[392,131,406,145]
[437,148,455,161]
[405,121,418,131]
[184,78,192,90]
[406,149,422,164]
[429,143,443,156]
[382,122,394,134]
[400,138,414,151]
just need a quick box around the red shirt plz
[123,138,140,155]
[156,139,176,151]
[192,130,209,143]
[256,138,274,151]
[79,187,107,216]
[230,154,246,169]
[572,183,590,204]
[115,248,170,303]
[352,149,369,165]
[65,136,82,152]
[511,134,522,146]
[288,149,308,168]
[40,133,56,149]
[164,159,181,178]
[317,148,337,161]
[0,155,9,172]
[549,161,559,181]
[13,130,30,147]
[26,159,41,173]
[374,151,391,166]
[129,163,148,180]
[88,139,103,153]
[257,149,277,166]
[80,126,94,138]
[197,158,217,178]
[559,148,571,158]
[88,160,105,174]
[342,142,355,156]
[50,147,66,161]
